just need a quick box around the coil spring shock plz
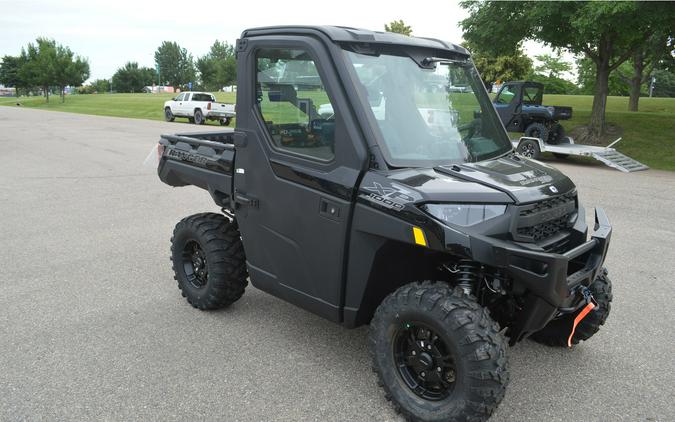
[457,260,480,295]
[487,270,508,294]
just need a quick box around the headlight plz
[422,203,507,227]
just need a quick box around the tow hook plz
[567,287,598,347]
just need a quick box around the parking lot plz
[1,107,674,421]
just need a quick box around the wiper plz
[421,56,469,68]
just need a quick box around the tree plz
[19,38,58,102]
[460,1,675,139]
[463,42,532,90]
[91,78,111,93]
[196,40,236,91]
[384,20,412,36]
[617,33,674,111]
[52,44,89,102]
[0,55,26,96]
[112,62,156,93]
[534,54,571,79]
[154,41,195,90]
[576,57,630,96]
[651,68,675,98]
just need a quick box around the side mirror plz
[171,97,176,101]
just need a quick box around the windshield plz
[344,49,512,167]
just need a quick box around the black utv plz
[493,81,573,145]
[156,26,613,422]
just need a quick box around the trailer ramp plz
[591,149,649,173]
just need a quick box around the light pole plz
[649,76,656,98]
[156,63,161,93]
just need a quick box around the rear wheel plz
[517,139,541,159]
[194,109,204,125]
[170,213,248,310]
[164,107,175,122]
[524,122,549,142]
[548,123,565,145]
[369,282,509,422]
[531,269,612,347]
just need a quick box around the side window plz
[496,86,517,104]
[183,93,191,101]
[256,48,335,161]
[523,87,540,104]
[175,93,185,101]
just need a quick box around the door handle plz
[234,192,259,209]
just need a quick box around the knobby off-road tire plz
[164,107,175,122]
[531,268,612,347]
[548,123,565,145]
[170,213,248,310]
[369,282,509,422]
[524,122,549,143]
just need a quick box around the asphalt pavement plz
[1,107,674,421]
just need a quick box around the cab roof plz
[241,25,469,56]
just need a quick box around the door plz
[179,92,191,115]
[233,38,367,322]
[493,84,522,131]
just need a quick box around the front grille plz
[514,191,577,242]
[519,191,576,217]
[517,215,573,241]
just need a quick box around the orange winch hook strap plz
[567,300,597,347]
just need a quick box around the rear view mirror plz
[367,88,383,107]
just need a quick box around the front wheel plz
[369,282,509,422]
[164,107,175,122]
[531,268,612,347]
[170,213,248,310]
[524,122,549,142]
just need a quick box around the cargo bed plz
[158,130,237,207]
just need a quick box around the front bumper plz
[468,208,612,343]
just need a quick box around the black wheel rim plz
[165,109,172,119]
[182,240,208,288]
[393,322,456,401]
[520,143,535,157]
[195,112,202,123]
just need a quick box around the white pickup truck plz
[163,91,236,125]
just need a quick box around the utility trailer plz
[513,136,649,172]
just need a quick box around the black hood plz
[434,155,576,204]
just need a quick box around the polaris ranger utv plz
[156,26,613,422]
[493,81,573,148]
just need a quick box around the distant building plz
[0,86,16,97]
[143,85,176,94]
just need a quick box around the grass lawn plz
[1,92,673,170]
[542,95,675,171]
[0,92,237,126]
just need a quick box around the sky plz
[0,0,575,82]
